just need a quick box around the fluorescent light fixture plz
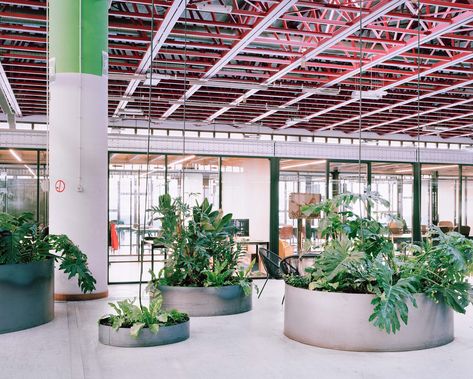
[189,79,268,91]
[9,149,22,162]
[423,126,449,132]
[302,87,340,96]
[167,100,298,112]
[24,164,37,179]
[285,118,306,128]
[118,108,144,116]
[143,73,175,86]
[396,164,459,173]
[109,95,138,102]
[281,160,326,170]
[232,122,263,128]
[168,155,196,168]
[351,89,388,100]
[108,73,147,81]
[195,2,233,13]
[169,100,231,108]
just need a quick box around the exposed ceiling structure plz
[0,0,472,139]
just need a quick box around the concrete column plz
[48,0,108,299]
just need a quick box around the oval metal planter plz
[0,259,54,334]
[157,285,252,317]
[98,320,190,347]
[284,284,454,352]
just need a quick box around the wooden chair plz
[438,221,454,233]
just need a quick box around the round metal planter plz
[157,285,252,317]
[0,259,54,334]
[284,284,454,352]
[98,320,190,347]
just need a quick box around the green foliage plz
[288,193,473,334]
[0,212,96,293]
[148,194,253,294]
[100,292,189,338]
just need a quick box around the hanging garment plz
[110,223,119,251]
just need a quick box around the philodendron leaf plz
[149,323,160,334]
[157,314,168,323]
[111,317,123,331]
[130,322,145,338]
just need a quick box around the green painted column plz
[48,0,109,299]
[269,158,280,256]
[49,0,108,76]
[413,163,422,244]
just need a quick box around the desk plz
[392,234,428,244]
[235,239,269,272]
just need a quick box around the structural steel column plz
[458,165,463,228]
[431,171,439,225]
[269,158,280,256]
[413,163,422,244]
[49,0,108,299]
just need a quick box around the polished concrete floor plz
[1,280,472,379]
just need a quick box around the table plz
[235,239,269,272]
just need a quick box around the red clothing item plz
[110,223,119,251]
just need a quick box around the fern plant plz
[286,192,473,334]
[0,212,96,293]
[100,292,188,338]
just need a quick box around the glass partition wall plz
[0,148,47,224]
[108,154,270,282]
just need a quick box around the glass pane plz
[221,157,270,276]
[108,153,166,283]
[0,149,40,220]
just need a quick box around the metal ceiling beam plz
[0,61,21,127]
[341,51,473,132]
[160,0,298,119]
[113,0,188,116]
[357,98,473,132]
[205,0,405,123]
[277,11,473,130]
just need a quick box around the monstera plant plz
[285,192,473,334]
[0,212,95,293]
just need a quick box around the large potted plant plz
[284,193,473,352]
[147,194,253,317]
[0,212,96,334]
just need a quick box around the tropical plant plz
[99,292,189,338]
[285,192,473,334]
[147,194,252,293]
[0,212,96,293]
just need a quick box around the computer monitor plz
[231,219,250,237]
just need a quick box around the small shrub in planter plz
[285,193,473,334]
[99,292,189,347]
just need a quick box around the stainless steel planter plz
[98,320,190,347]
[0,259,54,334]
[158,285,252,317]
[284,284,454,352]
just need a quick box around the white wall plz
[222,159,270,241]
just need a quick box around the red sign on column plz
[55,180,65,193]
